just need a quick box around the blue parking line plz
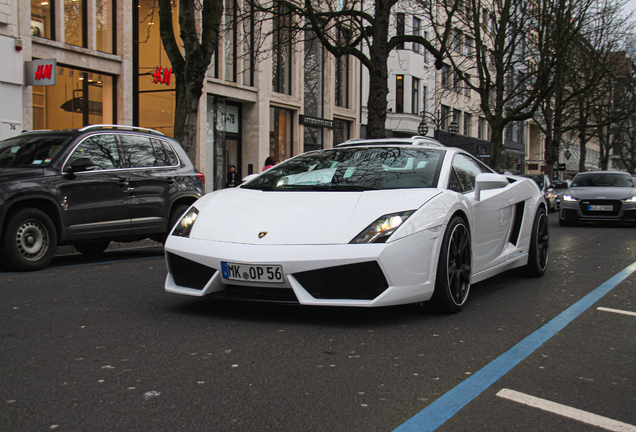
[394,260,636,432]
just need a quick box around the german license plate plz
[221,262,284,283]
[588,205,613,211]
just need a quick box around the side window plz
[449,168,462,192]
[152,139,179,166]
[69,134,120,170]
[450,153,483,192]
[120,135,160,168]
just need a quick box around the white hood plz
[188,188,441,245]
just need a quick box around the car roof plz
[336,136,446,148]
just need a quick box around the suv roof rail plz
[79,124,166,136]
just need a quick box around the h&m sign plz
[25,59,57,86]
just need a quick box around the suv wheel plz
[1,208,57,271]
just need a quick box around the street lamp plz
[417,118,429,136]
[449,120,459,136]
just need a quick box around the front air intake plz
[167,253,216,290]
[293,261,389,300]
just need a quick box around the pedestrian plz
[225,165,238,188]
[263,156,275,172]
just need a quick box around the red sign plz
[34,64,53,81]
[152,66,172,85]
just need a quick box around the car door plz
[60,133,131,240]
[119,134,177,235]
[449,153,515,274]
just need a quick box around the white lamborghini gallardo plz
[164,137,549,313]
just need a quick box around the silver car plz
[559,171,636,226]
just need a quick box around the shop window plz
[31,0,54,40]
[270,107,292,163]
[96,0,115,54]
[304,127,323,153]
[65,0,86,47]
[32,68,114,130]
[136,0,177,136]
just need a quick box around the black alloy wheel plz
[523,207,549,277]
[432,216,472,313]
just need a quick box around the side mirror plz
[65,158,95,174]
[475,173,509,201]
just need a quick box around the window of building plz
[453,70,461,92]
[453,108,461,132]
[464,36,473,57]
[478,117,485,139]
[396,13,405,49]
[272,4,292,95]
[32,68,115,130]
[441,105,450,130]
[412,78,420,115]
[333,118,351,146]
[96,0,115,54]
[224,0,237,82]
[412,17,421,53]
[464,112,472,136]
[453,29,462,53]
[31,0,54,39]
[422,86,427,113]
[304,31,324,153]
[441,65,449,89]
[270,107,293,162]
[335,28,350,108]
[395,75,404,113]
[242,2,254,86]
[65,0,86,47]
[464,73,471,97]
[423,31,428,63]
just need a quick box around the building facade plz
[4,0,360,191]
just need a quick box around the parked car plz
[559,171,636,226]
[0,125,205,271]
[520,174,557,212]
[164,136,549,313]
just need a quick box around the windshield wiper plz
[240,184,275,191]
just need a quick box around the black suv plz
[0,125,205,271]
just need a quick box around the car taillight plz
[197,171,205,184]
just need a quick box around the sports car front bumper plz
[164,229,442,307]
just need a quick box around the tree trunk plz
[173,68,204,164]
[578,125,587,172]
[490,126,504,171]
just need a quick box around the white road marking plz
[497,389,636,432]
[597,307,636,317]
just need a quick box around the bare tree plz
[250,0,449,139]
[424,0,589,171]
[158,0,223,162]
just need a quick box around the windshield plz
[572,173,634,188]
[0,134,72,168]
[242,147,445,191]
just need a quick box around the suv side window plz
[120,135,178,168]
[68,134,121,170]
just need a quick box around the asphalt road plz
[1,215,635,432]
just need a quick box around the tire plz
[74,241,111,257]
[521,207,549,277]
[1,208,57,271]
[431,216,472,314]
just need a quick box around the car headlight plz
[626,196,636,203]
[350,211,415,244]
[171,207,199,237]
[562,195,578,202]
